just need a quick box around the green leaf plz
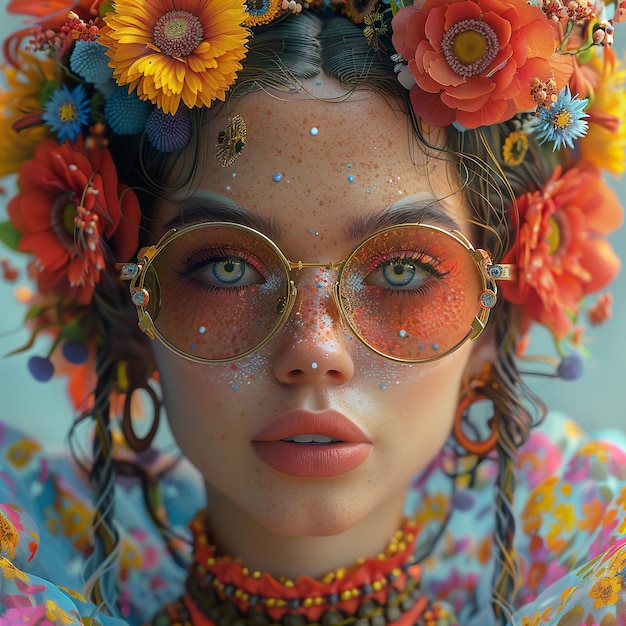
[0,221,22,252]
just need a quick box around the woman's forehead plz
[155,79,465,240]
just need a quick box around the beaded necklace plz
[150,512,457,626]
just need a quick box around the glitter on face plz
[194,351,269,389]
[273,172,283,182]
[347,175,355,183]
[311,362,318,369]
[310,127,319,136]
[399,329,407,338]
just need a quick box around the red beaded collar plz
[149,511,457,626]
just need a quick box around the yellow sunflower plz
[580,53,626,176]
[0,50,57,176]
[99,0,249,115]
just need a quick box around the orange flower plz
[99,0,249,115]
[500,164,623,339]
[7,0,103,28]
[589,575,622,609]
[391,0,572,128]
[7,138,140,305]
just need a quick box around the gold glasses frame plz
[119,221,515,364]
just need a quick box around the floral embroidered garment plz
[1,411,626,625]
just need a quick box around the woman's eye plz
[196,257,263,288]
[366,257,431,290]
[383,259,419,287]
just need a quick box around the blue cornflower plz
[534,87,589,151]
[42,84,91,143]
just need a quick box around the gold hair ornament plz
[215,115,247,167]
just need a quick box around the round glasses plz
[120,222,514,363]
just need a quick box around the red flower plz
[391,0,573,128]
[7,0,103,29]
[7,138,140,305]
[500,164,623,339]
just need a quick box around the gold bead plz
[335,567,346,579]
[340,590,352,602]
[283,579,295,588]
[372,580,383,592]
[266,598,277,608]
[252,571,262,579]
[207,558,216,566]
[303,598,314,608]
[242,567,249,576]
[314,597,324,606]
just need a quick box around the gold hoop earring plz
[122,381,161,452]
[453,364,500,457]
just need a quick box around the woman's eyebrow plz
[348,199,461,241]
[164,194,281,239]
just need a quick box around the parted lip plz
[252,410,370,443]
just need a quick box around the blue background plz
[1,3,625,447]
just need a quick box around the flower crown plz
[0,0,624,406]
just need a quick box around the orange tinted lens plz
[144,225,290,361]
[339,226,484,361]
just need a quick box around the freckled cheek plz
[153,275,290,361]
[153,341,272,401]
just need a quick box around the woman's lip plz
[251,410,371,478]
[252,410,370,443]
[251,441,371,478]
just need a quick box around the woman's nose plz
[272,269,355,386]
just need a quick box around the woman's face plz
[150,77,479,538]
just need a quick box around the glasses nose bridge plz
[285,261,346,323]
[287,259,344,272]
